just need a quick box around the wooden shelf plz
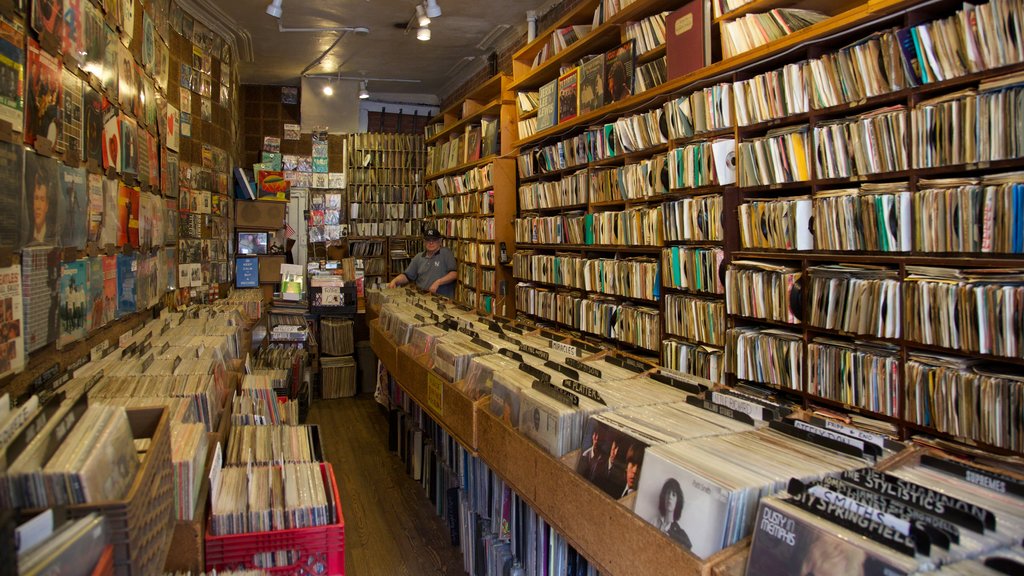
[516,243,661,254]
[426,154,501,181]
[513,277,660,304]
[425,99,503,146]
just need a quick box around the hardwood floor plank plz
[309,395,466,576]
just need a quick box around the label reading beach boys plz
[549,340,577,356]
[519,344,549,361]
[566,357,601,378]
[532,380,578,406]
[562,379,606,405]
[426,372,444,417]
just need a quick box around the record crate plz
[321,355,357,398]
[205,462,345,575]
[48,406,175,576]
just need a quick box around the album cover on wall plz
[58,259,88,348]
[82,85,103,167]
[102,97,120,171]
[102,254,116,325]
[86,255,103,332]
[61,68,83,158]
[119,0,135,45]
[0,17,25,132]
[83,2,105,84]
[62,0,85,67]
[116,252,136,317]
[162,150,179,197]
[117,44,136,111]
[60,164,88,249]
[25,39,62,149]
[32,0,63,46]
[142,13,155,71]
[119,113,138,175]
[117,183,139,247]
[164,102,179,151]
[0,264,24,379]
[100,176,118,246]
[102,22,118,97]
[604,40,635,104]
[87,172,102,243]
[0,140,23,252]
[22,151,61,247]
[21,245,60,352]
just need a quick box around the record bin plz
[204,462,345,575]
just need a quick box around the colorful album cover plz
[577,418,652,500]
[283,123,300,140]
[162,150,179,197]
[119,112,138,175]
[62,0,85,66]
[136,252,154,309]
[32,0,63,46]
[604,40,635,104]
[179,63,193,91]
[263,136,280,153]
[60,68,83,158]
[0,140,23,251]
[117,183,139,247]
[256,169,289,202]
[235,257,259,288]
[179,86,191,112]
[141,13,155,71]
[163,247,176,291]
[86,255,103,332]
[163,198,178,245]
[25,39,62,148]
[59,164,87,249]
[0,264,24,378]
[100,176,118,246]
[102,100,119,171]
[0,17,25,132]
[148,132,159,186]
[116,252,136,317]
[117,44,135,111]
[201,143,213,168]
[58,259,88,348]
[578,55,605,115]
[154,39,169,91]
[633,445,725,558]
[22,151,61,246]
[142,74,156,127]
[86,172,102,243]
[82,85,104,167]
[102,22,118,97]
[557,68,579,124]
[102,254,116,325]
[164,102,179,151]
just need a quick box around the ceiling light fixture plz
[424,0,441,18]
[323,83,334,96]
[358,80,370,99]
[266,0,283,18]
[416,25,431,41]
[415,4,430,27]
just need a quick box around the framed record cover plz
[557,67,579,124]
[23,151,60,247]
[25,39,62,150]
[0,18,25,133]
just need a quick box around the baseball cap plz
[423,227,443,240]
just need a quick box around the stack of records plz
[170,422,209,521]
[225,425,322,466]
[633,426,868,558]
[320,318,354,356]
[16,513,108,576]
[320,356,357,399]
[210,462,333,536]
[406,324,451,358]
[431,332,496,383]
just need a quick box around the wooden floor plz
[309,395,467,576]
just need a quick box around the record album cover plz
[116,252,136,316]
[58,259,88,348]
[23,151,61,247]
[0,140,24,251]
[117,184,139,247]
[32,0,63,46]
[557,67,579,124]
[86,172,102,243]
[100,176,118,246]
[101,254,116,325]
[0,264,24,378]
[62,0,85,67]
[633,446,719,556]
[119,113,137,175]
[102,101,120,171]
[25,39,62,149]
[86,255,103,331]
[59,164,87,249]
[605,40,635,104]
[0,17,25,132]
[164,102,179,151]
[82,85,104,168]
[21,245,60,352]
[578,55,605,116]
[101,23,118,98]
[60,68,83,158]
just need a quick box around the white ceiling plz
[215,0,554,97]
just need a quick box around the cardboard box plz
[235,199,286,230]
[258,255,287,283]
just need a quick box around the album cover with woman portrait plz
[31,0,63,48]
[25,39,62,149]
[0,140,24,252]
[633,444,724,558]
[22,151,61,247]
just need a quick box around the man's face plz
[33,181,48,228]
[609,441,619,461]
[424,238,441,253]
[625,461,638,487]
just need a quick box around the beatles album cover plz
[23,151,61,247]
[59,164,88,249]
[58,259,88,348]
[25,39,62,149]
[0,140,23,252]
[0,17,25,133]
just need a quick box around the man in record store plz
[387,227,457,298]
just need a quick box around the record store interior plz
[3,0,1024,574]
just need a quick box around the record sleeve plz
[58,259,88,348]
[60,164,88,249]
[0,17,25,133]
[82,85,104,168]
[116,252,136,316]
[632,445,716,555]
[22,151,61,247]
[62,0,85,67]
[605,40,635,104]
[32,0,63,46]
[0,265,24,378]
[25,39,62,149]
[119,113,138,175]
[0,140,23,251]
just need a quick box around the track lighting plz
[424,0,441,18]
[358,80,370,99]
[266,0,283,18]
[416,4,430,27]
[416,25,430,41]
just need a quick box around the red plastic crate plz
[205,463,345,575]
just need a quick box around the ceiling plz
[214,0,554,98]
